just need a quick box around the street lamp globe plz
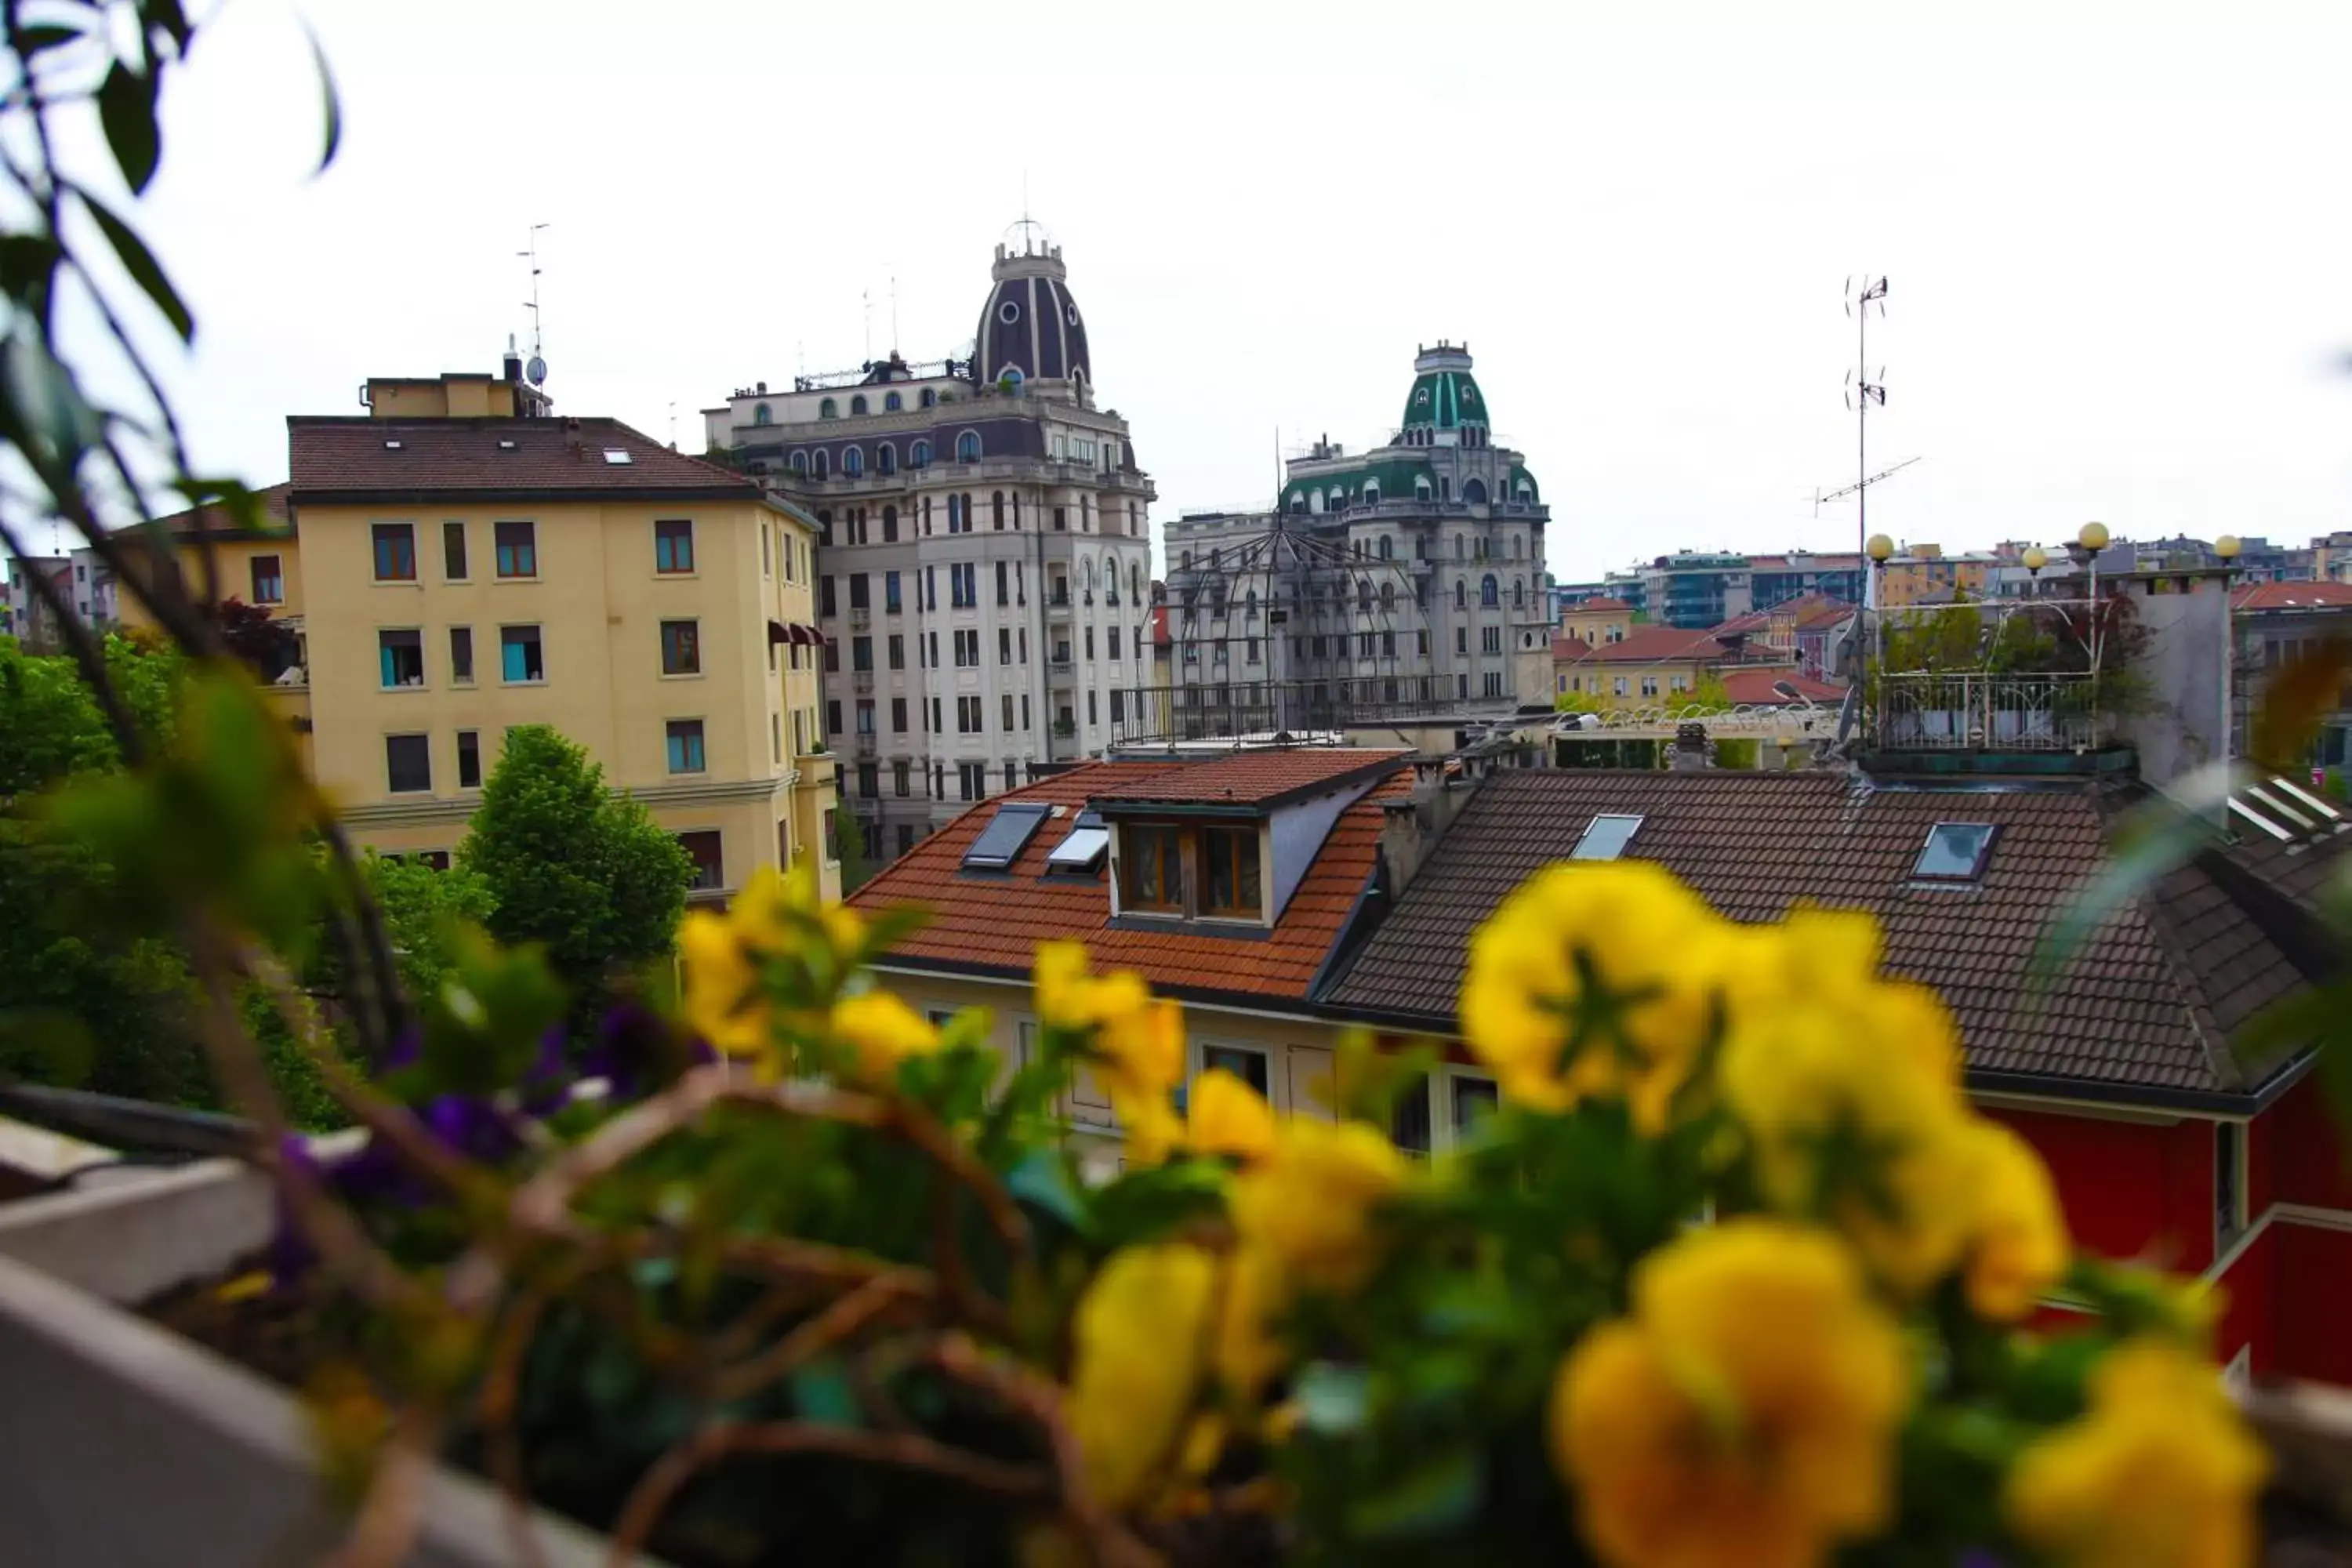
[1865,533,1895,564]
[2021,545,2049,573]
[2215,534,2242,561]
[2077,521,2111,553]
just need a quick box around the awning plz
[767,619,789,646]
[768,621,829,646]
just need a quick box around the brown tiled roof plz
[1322,768,2325,1102]
[288,417,760,503]
[1719,668,1847,706]
[2231,581,2352,612]
[1552,626,1747,665]
[1786,595,1857,628]
[848,760,1410,1004]
[1567,597,1633,612]
[145,481,294,540]
[1087,747,1408,809]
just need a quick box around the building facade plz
[707,237,1156,864]
[1156,343,1552,728]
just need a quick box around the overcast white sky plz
[116,0,2352,583]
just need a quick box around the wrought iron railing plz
[1871,671,2100,751]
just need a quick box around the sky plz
[96,0,2352,584]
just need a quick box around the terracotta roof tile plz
[1323,768,2324,1100]
[2231,581,2352,612]
[1719,668,1847,706]
[289,416,760,502]
[848,759,1410,1004]
[1087,747,1408,808]
[146,481,294,540]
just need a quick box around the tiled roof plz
[1783,594,1857,628]
[2231,581,2352,612]
[146,481,294,540]
[848,759,1410,1004]
[1566,597,1633,612]
[288,417,760,502]
[1719,668,1847,706]
[1086,747,1408,808]
[1552,626,1748,665]
[1322,768,2325,1101]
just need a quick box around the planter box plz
[0,1159,633,1567]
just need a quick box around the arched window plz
[1290,494,1307,515]
[884,391,902,412]
[956,430,981,463]
[1481,574,1499,608]
[947,494,962,531]
[1463,477,1488,505]
[1377,535,1393,560]
[753,403,773,426]
[818,397,838,419]
[850,394,869,416]
[1131,564,1142,602]
[1516,481,1533,501]
[910,439,931,468]
[1245,587,1258,612]
[1513,578,1526,608]
[882,503,898,540]
[1181,550,1192,571]
[1415,477,1432,500]
[1358,582,1373,612]
[920,387,938,408]
[992,491,1006,528]
[1510,535,1523,559]
[841,445,864,477]
[1327,488,1345,513]
[1363,483,1381,505]
[1454,535,1465,561]
[1381,581,1396,609]
[811,448,830,480]
[1455,579,1468,609]
[788,450,808,475]
[877,443,896,475]
[1083,559,1097,593]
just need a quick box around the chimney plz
[1379,755,1484,898]
[1670,721,1711,771]
[502,333,523,384]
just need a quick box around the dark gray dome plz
[974,241,1091,387]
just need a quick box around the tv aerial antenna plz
[1842,274,1889,561]
[1813,455,1922,517]
[518,223,550,386]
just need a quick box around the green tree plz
[1554,688,1606,715]
[832,797,873,892]
[1687,672,1732,712]
[459,726,691,1014]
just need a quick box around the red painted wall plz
[1984,1105,2217,1272]
[2274,1221,2352,1385]
[2213,1225,2276,1377]
[2269,1073,2352,1211]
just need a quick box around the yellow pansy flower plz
[1186,1069,1277,1163]
[1457,860,1738,1131]
[1553,1219,1908,1568]
[1960,1118,2070,1322]
[1229,1117,1408,1293]
[678,908,768,1060]
[1720,978,1977,1296]
[827,991,944,1083]
[2005,1338,2266,1568]
[1067,1243,1218,1509]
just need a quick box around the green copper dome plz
[1401,343,1488,431]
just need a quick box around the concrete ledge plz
[0,1156,274,1304]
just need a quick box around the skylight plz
[1046,810,1109,873]
[383,438,403,450]
[497,438,517,451]
[961,803,1051,871]
[1570,814,1644,861]
[2229,775,2344,845]
[603,448,633,464]
[1914,822,1999,881]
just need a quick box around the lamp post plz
[2063,522,2111,739]
[1864,532,1895,709]
[2021,544,2049,598]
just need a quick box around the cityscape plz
[2,8,2352,1565]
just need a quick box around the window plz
[372,522,416,582]
[856,699,875,735]
[955,629,979,667]
[887,634,905,670]
[897,823,916,856]
[1202,1044,1271,1098]
[441,521,467,581]
[958,761,987,800]
[857,760,879,798]
[911,438,931,467]
[378,629,424,688]
[999,627,1013,666]
[956,430,981,463]
[1915,822,1999,880]
[1203,826,1263,917]
[495,521,537,579]
[851,636,873,672]
[655,519,695,574]
[1572,814,1645,861]
[1109,626,1123,659]
[952,563,976,607]
[891,697,908,733]
[884,391,902,412]
[962,803,1051,870]
[811,448,829,480]
[849,394,868,416]
[1456,626,1468,655]
[2217,1121,2245,1247]
[1003,693,1014,731]
[842,445,864,477]
[1121,824,1184,913]
[958,695,983,732]
[500,625,544,683]
[660,619,702,675]
[818,397,837,419]
[827,699,842,736]
[893,760,910,797]
[666,719,706,774]
[385,733,430,793]
[1481,574,1499,608]
[885,570,902,613]
[456,730,481,789]
[1451,1074,1500,1134]
[677,830,723,890]
[249,554,284,604]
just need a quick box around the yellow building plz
[1557,595,1635,648]
[114,363,840,902]
[1875,543,2002,608]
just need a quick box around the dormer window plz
[1121,824,1184,912]
[1203,826,1263,918]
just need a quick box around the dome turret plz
[1399,341,1489,444]
[973,230,1091,389]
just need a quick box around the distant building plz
[1552,622,1795,707]
[2230,579,2352,767]
[1639,551,1751,629]
[1748,551,1865,610]
[1,554,70,646]
[707,234,1156,866]
[1559,596,1634,650]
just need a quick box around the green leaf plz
[301,20,341,175]
[82,194,192,341]
[96,60,160,195]
[0,1008,96,1087]
[1005,1149,1087,1232]
[1341,1446,1483,1541]
[1292,1362,1369,1436]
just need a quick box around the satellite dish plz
[525,355,548,387]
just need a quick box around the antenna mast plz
[1843,274,1888,563]
[520,223,550,357]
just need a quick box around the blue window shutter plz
[503,638,524,682]
[380,644,394,687]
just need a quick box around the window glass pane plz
[1915,822,1998,880]
[500,626,543,682]
[655,520,694,573]
[372,523,415,580]
[442,521,467,579]
[1451,1076,1499,1134]
[677,830,723,890]
[1203,1045,1270,1098]
[1390,1076,1433,1154]
[385,734,430,793]
[1570,814,1644,861]
[495,521,535,577]
[449,626,473,683]
[456,730,481,788]
[662,620,701,674]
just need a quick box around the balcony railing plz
[849,608,871,631]
[1871,671,2100,751]
[1047,660,1076,681]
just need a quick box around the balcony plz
[1047,659,1076,683]
[1871,672,2100,752]
[854,731,878,757]
[852,670,875,695]
[849,608,871,632]
[1045,592,1074,621]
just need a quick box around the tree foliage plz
[831,797,873,891]
[459,725,691,1013]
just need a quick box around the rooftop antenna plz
[517,223,550,386]
[1842,274,1889,563]
[890,274,899,357]
[668,401,677,448]
[862,288,873,362]
[1812,455,1922,517]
